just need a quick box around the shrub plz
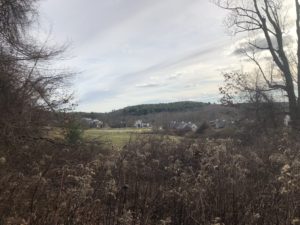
[64,121,83,144]
[1,130,300,224]
[196,122,209,134]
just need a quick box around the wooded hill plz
[120,101,209,116]
[78,101,209,118]
[73,101,243,128]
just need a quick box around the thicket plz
[1,131,300,224]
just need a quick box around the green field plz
[48,127,181,148]
[83,128,152,148]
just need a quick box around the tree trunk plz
[285,71,299,127]
[296,0,300,107]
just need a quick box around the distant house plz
[215,119,226,129]
[81,118,103,128]
[134,120,150,128]
[92,119,104,128]
[134,120,142,128]
[209,119,226,129]
[169,121,198,132]
[188,122,198,132]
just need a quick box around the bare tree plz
[214,0,300,127]
[0,0,72,144]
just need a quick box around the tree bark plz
[295,0,300,126]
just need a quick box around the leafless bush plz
[1,132,300,224]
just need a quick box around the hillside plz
[76,101,209,118]
[74,101,243,128]
[121,101,209,116]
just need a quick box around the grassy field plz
[83,128,152,148]
[48,127,182,148]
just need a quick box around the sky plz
[39,0,241,112]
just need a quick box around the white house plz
[81,118,103,128]
[134,120,150,128]
[169,121,198,132]
[188,122,198,132]
[209,119,226,129]
[92,119,104,128]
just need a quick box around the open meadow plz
[83,128,152,148]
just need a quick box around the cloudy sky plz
[39,0,241,112]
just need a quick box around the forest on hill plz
[77,101,209,118]
[121,101,210,116]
